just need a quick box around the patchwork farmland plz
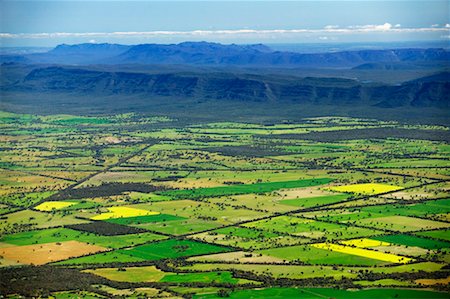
[0,112,449,298]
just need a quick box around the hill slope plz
[7,66,448,108]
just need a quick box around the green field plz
[160,271,240,284]
[0,227,166,248]
[244,215,382,241]
[105,213,187,225]
[55,250,147,265]
[373,234,450,250]
[1,112,449,297]
[214,226,279,239]
[279,194,350,208]
[160,178,333,199]
[416,229,450,242]
[194,287,449,299]
[117,239,232,260]
[260,245,385,266]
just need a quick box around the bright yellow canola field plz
[341,238,390,248]
[329,183,402,194]
[312,243,413,264]
[35,201,76,211]
[91,207,159,220]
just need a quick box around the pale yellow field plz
[312,243,413,264]
[373,245,429,257]
[188,251,287,264]
[91,207,159,220]
[329,183,403,194]
[275,187,332,200]
[435,213,450,222]
[415,276,450,286]
[340,238,390,248]
[35,201,77,211]
[84,266,165,282]
[0,241,107,265]
[359,216,450,232]
[94,285,173,298]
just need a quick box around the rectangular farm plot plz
[357,216,450,232]
[34,201,77,211]
[134,218,222,235]
[416,229,450,242]
[388,198,450,218]
[132,200,264,223]
[243,216,382,240]
[0,240,107,265]
[0,227,166,249]
[373,234,450,250]
[340,238,430,258]
[54,250,146,265]
[0,209,89,233]
[67,221,148,236]
[260,245,386,266]
[125,201,265,235]
[311,243,414,264]
[85,266,243,284]
[205,194,299,213]
[55,200,100,211]
[118,239,231,261]
[0,170,71,195]
[279,194,350,208]
[188,251,287,264]
[329,183,403,194]
[180,261,444,280]
[85,266,165,283]
[191,226,308,250]
[159,271,244,284]
[314,199,450,224]
[91,206,159,220]
[160,178,333,199]
[1,191,56,208]
[340,238,391,248]
[105,214,187,226]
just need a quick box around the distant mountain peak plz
[1,42,448,67]
[51,43,130,54]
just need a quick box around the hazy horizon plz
[1,1,449,47]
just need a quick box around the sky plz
[0,1,449,47]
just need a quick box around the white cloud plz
[1,24,448,40]
[349,23,392,31]
[0,33,14,38]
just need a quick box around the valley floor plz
[0,112,449,298]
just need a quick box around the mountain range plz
[2,65,448,108]
[1,42,449,68]
[1,42,448,122]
